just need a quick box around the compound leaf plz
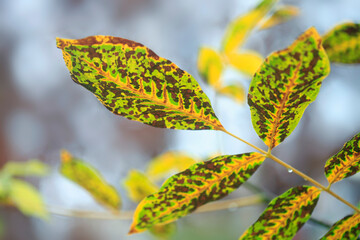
[2,159,49,177]
[323,22,360,63]
[146,151,197,181]
[222,0,277,54]
[123,170,159,203]
[57,36,223,130]
[9,179,48,220]
[59,150,121,212]
[227,51,264,76]
[248,27,330,149]
[260,5,299,30]
[129,152,265,234]
[240,186,320,240]
[320,213,360,240]
[324,132,360,184]
[218,84,246,104]
[197,47,223,88]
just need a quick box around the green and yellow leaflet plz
[227,51,263,76]
[123,170,159,202]
[260,5,299,30]
[59,150,121,212]
[248,27,330,149]
[2,160,49,177]
[197,47,223,88]
[222,0,277,54]
[129,153,265,234]
[240,186,320,239]
[146,151,197,181]
[320,213,360,240]
[323,22,360,63]
[324,132,360,184]
[57,36,223,130]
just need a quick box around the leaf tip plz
[60,149,72,163]
[56,37,68,50]
[128,224,142,235]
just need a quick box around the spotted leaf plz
[320,213,360,240]
[146,151,198,181]
[57,36,223,130]
[240,185,321,240]
[323,22,360,63]
[324,132,360,184]
[59,150,121,212]
[227,51,264,76]
[197,47,223,88]
[248,27,330,149]
[218,84,246,104]
[260,5,299,30]
[129,152,265,234]
[222,0,277,54]
[123,170,159,203]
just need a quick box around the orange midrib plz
[330,154,360,184]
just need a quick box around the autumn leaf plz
[227,50,263,76]
[218,84,246,104]
[259,5,299,30]
[323,22,360,63]
[57,36,223,130]
[123,170,159,202]
[222,0,277,54]
[59,150,121,212]
[248,27,330,150]
[320,213,360,240]
[324,132,360,184]
[197,47,223,88]
[129,153,265,234]
[240,186,320,239]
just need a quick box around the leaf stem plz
[221,128,360,213]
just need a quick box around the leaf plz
[197,47,223,88]
[324,132,360,184]
[9,179,48,220]
[240,185,320,240]
[218,84,246,104]
[227,51,264,76]
[248,27,330,150]
[259,5,299,30]
[221,0,277,54]
[322,22,360,63]
[57,36,223,130]
[2,159,49,177]
[123,170,159,202]
[59,150,121,212]
[146,151,198,181]
[320,213,360,240]
[129,152,265,234]
[149,222,177,240]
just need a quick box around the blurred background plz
[0,0,360,239]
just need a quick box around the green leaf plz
[320,213,360,240]
[149,222,177,240]
[324,132,360,184]
[218,84,246,104]
[227,50,264,76]
[57,36,223,130]
[123,170,159,203]
[259,5,299,30]
[9,179,48,220]
[222,0,277,54]
[2,159,49,177]
[197,47,223,88]
[146,151,198,181]
[59,150,121,212]
[323,22,360,63]
[240,185,320,240]
[129,152,265,234]
[248,27,330,150]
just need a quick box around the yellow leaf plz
[2,159,49,177]
[60,150,121,212]
[9,179,48,220]
[146,151,197,181]
[197,47,223,88]
[123,170,159,202]
[227,50,264,75]
[260,5,300,30]
[218,83,246,104]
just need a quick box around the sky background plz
[0,0,359,239]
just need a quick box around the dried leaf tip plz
[60,149,72,163]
